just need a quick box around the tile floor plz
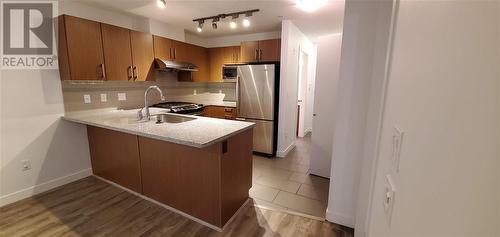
[250,135,330,218]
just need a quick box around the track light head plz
[212,21,217,29]
[156,0,166,9]
[197,21,203,32]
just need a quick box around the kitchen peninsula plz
[63,108,254,230]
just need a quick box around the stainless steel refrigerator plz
[236,64,279,157]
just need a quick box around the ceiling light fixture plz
[192,9,258,32]
[196,20,204,32]
[156,0,166,9]
[296,0,326,12]
[242,19,250,27]
[212,18,218,30]
[230,14,238,29]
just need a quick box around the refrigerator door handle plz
[236,76,241,115]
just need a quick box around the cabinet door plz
[63,15,105,80]
[232,46,241,63]
[153,35,173,60]
[258,39,281,62]
[222,47,235,64]
[101,24,133,81]
[208,48,224,82]
[172,40,188,61]
[204,106,226,119]
[189,45,209,82]
[87,126,142,193]
[240,41,259,63]
[131,31,154,81]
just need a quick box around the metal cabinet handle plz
[255,49,258,61]
[133,66,138,80]
[259,49,263,61]
[174,48,177,59]
[127,66,133,80]
[100,63,106,79]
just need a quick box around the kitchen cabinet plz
[208,46,240,82]
[87,126,142,193]
[139,128,252,227]
[101,25,155,81]
[240,39,281,63]
[204,106,237,119]
[187,45,210,82]
[153,35,173,61]
[171,40,189,62]
[101,24,133,81]
[58,15,105,80]
[130,30,155,81]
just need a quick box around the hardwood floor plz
[0,177,353,237]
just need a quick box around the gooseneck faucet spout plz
[138,86,165,121]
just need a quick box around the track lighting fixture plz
[156,0,166,9]
[192,9,258,33]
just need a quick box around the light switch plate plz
[117,93,126,101]
[100,93,107,102]
[383,174,396,227]
[83,94,91,104]
[392,126,404,172]
[193,90,197,95]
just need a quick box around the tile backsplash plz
[62,72,236,112]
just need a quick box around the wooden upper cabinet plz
[61,15,105,80]
[172,40,189,62]
[258,39,281,62]
[101,24,133,81]
[240,41,259,63]
[153,35,172,61]
[188,45,209,82]
[240,39,281,63]
[208,47,224,82]
[130,31,154,81]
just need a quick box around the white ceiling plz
[82,0,344,40]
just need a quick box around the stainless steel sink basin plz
[155,113,197,124]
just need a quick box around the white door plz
[310,34,343,178]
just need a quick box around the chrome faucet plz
[138,86,165,121]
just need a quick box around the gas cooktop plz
[151,102,204,115]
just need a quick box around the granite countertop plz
[62,108,254,148]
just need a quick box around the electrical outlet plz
[83,94,91,104]
[100,93,107,102]
[219,89,223,94]
[392,126,404,172]
[383,174,396,227]
[117,93,127,101]
[21,160,31,171]
[193,89,197,95]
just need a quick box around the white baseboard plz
[326,208,355,228]
[277,143,296,157]
[0,168,92,207]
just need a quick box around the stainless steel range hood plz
[154,58,198,72]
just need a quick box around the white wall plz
[277,20,316,157]
[186,31,281,48]
[367,1,500,236]
[0,1,188,207]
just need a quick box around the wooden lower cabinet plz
[86,125,253,228]
[203,106,237,119]
[87,126,142,193]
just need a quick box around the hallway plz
[250,135,330,217]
